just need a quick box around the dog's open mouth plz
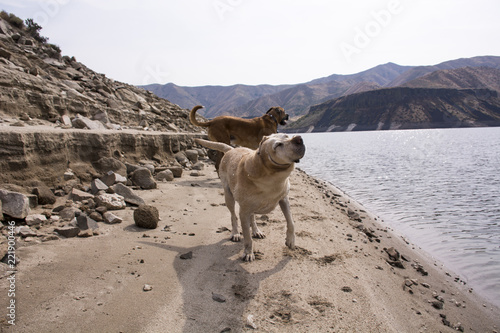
[280,114,289,126]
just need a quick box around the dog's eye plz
[273,142,283,150]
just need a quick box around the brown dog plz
[189,105,289,169]
[195,133,305,261]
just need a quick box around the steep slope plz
[286,87,500,133]
[387,56,500,87]
[402,66,500,91]
[0,14,201,133]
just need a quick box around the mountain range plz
[141,56,500,131]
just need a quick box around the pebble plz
[212,293,226,303]
[143,284,153,292]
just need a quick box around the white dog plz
[195,133,306,261]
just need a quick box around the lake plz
[297,127,500,307]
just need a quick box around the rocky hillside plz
[0,13,206,187]
[0,13,201,133]
[286,87,500,132]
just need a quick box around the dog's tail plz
[195,138,232,153]
[189,105,211,127]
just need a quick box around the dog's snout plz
[292,135,303,146]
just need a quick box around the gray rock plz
[58,206,82,220]
[55,226,80,238]
[103,211,123,224]
[100,171,127,186]
[110,183,145,206]
[95,193,126,210]
[134,205,159,229]
[70,188,94,202]
[15,226,37,237]
[0,189,30,219]
[76,215,99,230]
[25,214,47,226]
[191,162,205,171]
[156,170,174,182]
[131,168,157,189]
[71,114,105,130]
[91,178,109,194]
[168,166,183,178]
[174,152,189,167]
[125,162,141,175]
[184,150,199,164]
[32,185,56,205]
[93,157,127,176]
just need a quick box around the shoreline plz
[1,163,499,332]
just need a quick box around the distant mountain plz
[402,66,500,91]
[141,83,291,118]
[387,56,500,87]
[285,87,500,133]
[141,56,500,122]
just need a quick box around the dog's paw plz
[242,252,255,262]
[285,236,295,249]
[252,230,266,239]
[230,233,242,242]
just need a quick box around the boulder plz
[92,157,127,176]
[192,162,205,171]
[0,189,30,219]
[100,171,127,186]
[71,114,105,130]
[15,226,37,237]
[55,226,80,238]
[91,178,108,194]
[32,185,56,205]
[76,215,99,230]
[103,211,123,224]
[174,152,189,167]
[134,205,159,229]
[168,166,183,178]
[156,170,174,182]
[110,183,145,206]
[184,150,199,164]
[70,188,94,202]
[95,193,126,210]
[58,206,82,221]
[25,214,47,226]
[131,168,157,189]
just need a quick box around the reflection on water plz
[298,127,500,307]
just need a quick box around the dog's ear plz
[266,107,276,115]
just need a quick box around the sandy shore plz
[1,162,499,332]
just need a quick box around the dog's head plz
[266,107,289,126]
[258,133,305,169]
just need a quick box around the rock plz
[143,284,153,292]
[110,183,145,206]
[91,178,108,194]
[184,150,199,164]
[89,211,103,222]
[95,193,126,210]
[71,114,106,130]
[55,226,80,238]
[76,215,99,230]
[103,211,122,224]
[100,171,127,186]
[32,185,56,205]
[15,226,37,237]
[64,169,76,180]
[341,286,353,292]
[70,188,94,202]
[156,170,174,182]
[385,247,400,261]
[131,168,157,189]
[134,205,159,229]
[125,162,141,175]
[61,115,72,126]
[0,189,30,219]
[77,229,94,237]
[140,163,155,174]
[431,300,444,310]
[168,166,183,178]
[191,162,205,171]
[58,206,81,220]
[25,214,47,226]
[212,292,226,303]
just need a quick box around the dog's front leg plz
[279,196,295,249]
[239,211,255,261]
[224,186,241,242]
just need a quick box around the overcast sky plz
[1,0,499,87]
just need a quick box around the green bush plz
[25,18,48,43]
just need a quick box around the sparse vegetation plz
[0,10,25,28]
[25,18,48,43]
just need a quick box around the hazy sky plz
[1,0,499,87]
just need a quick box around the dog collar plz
[267,113,278,126]
[267,153,292,168]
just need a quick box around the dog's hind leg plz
[224,186,241,242]
[279,196,295,249]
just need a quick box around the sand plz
[1,163,499,333]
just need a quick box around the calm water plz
[298,128,500,307]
